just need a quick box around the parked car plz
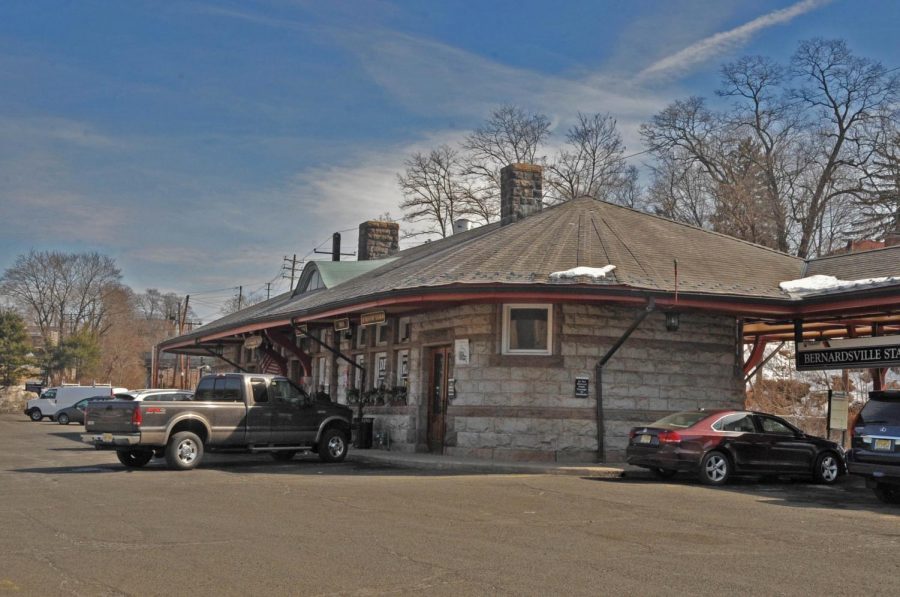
[25,384,127,422]
[847,390,900,505]
[626,409,845,485]
[55,396,111,425]
[114,389,194,402]
[83,374,352,470]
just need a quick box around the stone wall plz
[0,386,32,414]
[337,302,744,463]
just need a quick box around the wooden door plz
[427,346,452,453]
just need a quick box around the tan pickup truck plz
[83,373,353,470]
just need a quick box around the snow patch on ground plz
[550,265,616,282]
[779,274,900,297]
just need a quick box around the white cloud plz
[637,0,832,82]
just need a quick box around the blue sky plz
[1,0,899,322]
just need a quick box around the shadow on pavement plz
[13,455,496,477]
[583,470,898,515]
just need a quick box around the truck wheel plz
[57,413,70,425]
[318,428,348,463]
[165,431,204,470]
[271,451,296,461]
[117,449,153,468]
[29,409,43,422]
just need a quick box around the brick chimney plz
[500,163,543,225]
[358,221,399,260]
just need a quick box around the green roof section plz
[311,258,397,290]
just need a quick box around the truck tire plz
[117,449,153,468]
[165,431,204,470]
[318,428,348,463]
[29,409,43,422]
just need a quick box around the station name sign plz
[796,336,900,371]
[360,311,386,326]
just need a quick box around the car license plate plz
[874,438,893,451]
[102,433,113,443]
[639,434,652,444]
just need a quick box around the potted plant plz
[389,385,407,406]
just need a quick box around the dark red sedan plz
[626,410,845,485]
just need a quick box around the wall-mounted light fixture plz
[665,312,680,332]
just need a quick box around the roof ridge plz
[585,197,803,263]
[805,243,900,264]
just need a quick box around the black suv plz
[848,390,900,505]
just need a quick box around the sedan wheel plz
[57,413,70,425]
[699,451,731,486]
[814,453,840,485]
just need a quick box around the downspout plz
[595,298,655,462]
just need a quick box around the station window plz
[376,322,390,346]
[375,352,388,387]
[398,317,411,343]
[396,349,409,385]
[356,326,368,349]
[502,304,553,355]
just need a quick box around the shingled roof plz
[167,198,830,348]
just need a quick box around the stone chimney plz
[500,163,543,225]
[358,221,400,261]
[453,219,472,235]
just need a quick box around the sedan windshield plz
[649,411,709,429]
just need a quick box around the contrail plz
[637,0,831,82]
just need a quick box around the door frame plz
[426,345,452,454]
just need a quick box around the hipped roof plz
[162,198,900,349]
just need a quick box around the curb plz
[349,451,627,478]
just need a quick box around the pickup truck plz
[82,373,353,470]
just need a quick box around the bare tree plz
[545,112,629,203]
[397,146,467,238]
[857,113,900,238]
[462,105,551,220]
[136,289,185,322]
[641,39,899,256]
[0,250,121,342]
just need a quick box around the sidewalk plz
[349,448,630,477]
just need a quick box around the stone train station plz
[158,163,900,462]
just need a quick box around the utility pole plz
[265,282,272,300]
[282,254,304,290]
[179,296,190,389]
[237,286,243,311]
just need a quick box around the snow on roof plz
[550,265,616,282]
[779,274,900,297]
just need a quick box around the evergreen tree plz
[0,309,32,386]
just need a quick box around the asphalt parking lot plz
[2,414,898,596]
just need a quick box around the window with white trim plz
[396,349,409,385]
[502,304,553,355]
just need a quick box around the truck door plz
[246,377,272,445]
[269,377,318,444]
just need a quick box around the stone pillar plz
[358,221,400,261]
[500,163,543,225]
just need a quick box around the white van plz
[25,385,127,421]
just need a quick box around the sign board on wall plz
[828,391,849,432]
[455,339,470,365]
[243,335,263,350]
[333,318,350,332]
[360,311,386,326]
[574,376,590,398]
[796,336,900,371]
